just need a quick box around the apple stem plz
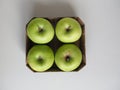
[38,27,43,33]
[66,26,71,32]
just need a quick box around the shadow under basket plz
[26,17,86,72]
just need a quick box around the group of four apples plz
[27,17,82,72]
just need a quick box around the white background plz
[0,0,120,90]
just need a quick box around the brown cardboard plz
[26,17,86,72]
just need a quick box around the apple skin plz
[55,18,82,43]
[27,45,54,72]
[55,44,82,72]
[27,18,54,44]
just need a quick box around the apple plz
[55,17,82,43]
[27,18,54,44]
[55,44,82,71]
[27,45,54,72]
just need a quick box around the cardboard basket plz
[26,17,86,72]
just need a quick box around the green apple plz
[27,18,54,44]
[27,45,54,72]
[55,44,82,71]
[55,17,82,43]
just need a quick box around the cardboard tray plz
[26,17,86,72]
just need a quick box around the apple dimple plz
[38,27,44,33]
[37,56,44,64]
[66,25,71,32]
[65,55,71,62]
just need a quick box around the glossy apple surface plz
[27,45,54,72]
[27,18,54,44]
[55,44,82,71]
[55,17,82,43]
